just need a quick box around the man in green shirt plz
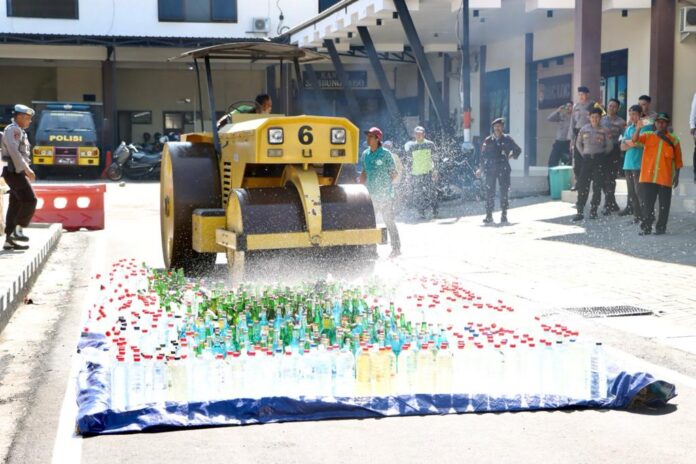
[359,127,401,257]
[404,126,439,219]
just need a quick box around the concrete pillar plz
[101,47,117,155]
[572,0,602,99]
[524,33,536,173]
[649,0,675,115]
[478,45,487,137]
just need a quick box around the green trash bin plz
[549,165,573,200]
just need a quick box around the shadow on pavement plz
[539,213,696,267]
[628,403,679,416]
[395,195,550,224]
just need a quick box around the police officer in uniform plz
[479,118,522,224]
[573,107,612,221]
[1,104,37,250]
[569,86,596,188]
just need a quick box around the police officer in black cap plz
[479,117,522,224]
[570,86,597,188]
[1,104,37,250]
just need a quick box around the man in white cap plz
[403,125,439,219]
[1,104,37,250]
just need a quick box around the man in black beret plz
[479,117,521,224]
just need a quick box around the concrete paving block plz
[0,223,62,334]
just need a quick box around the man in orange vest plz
[632,112,683,235]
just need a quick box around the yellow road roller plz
[161,42,386,277]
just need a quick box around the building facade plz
[288,0,696,173]
[0,0,318,148]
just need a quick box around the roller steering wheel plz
[216,100,263,129]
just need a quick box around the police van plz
[31,102,103,177]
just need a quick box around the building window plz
[319,0,341,13]
[159,0,237,22]
[7,0,78,19]
[482,69,510,133]
[601,49,628,119]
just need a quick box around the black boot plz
[483,213,493,224]
[11,227,29,242]
[618,207,632,217]
[589,207,598,219]
[500,211,508,224]
[4,235,29,251]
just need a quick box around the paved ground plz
[1,181,696,463]
[0,223,62,333]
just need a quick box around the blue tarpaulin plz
[75,333,677,435]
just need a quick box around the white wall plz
[485,34,527,171]
[0,0,318,39]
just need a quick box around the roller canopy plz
[171,41,326,63]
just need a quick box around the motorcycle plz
[106,141,162,181]
[437,141,484,202]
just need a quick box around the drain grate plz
[563,305,653,318]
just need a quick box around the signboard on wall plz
[303,71,368,89]
[538,74,572,110]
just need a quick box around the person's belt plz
[582,153,605,159]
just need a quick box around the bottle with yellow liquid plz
[371,347,389,395]
[435,342,453,394]
[355,346,372,396]
[396,343,417,394]
[415,343,435,393]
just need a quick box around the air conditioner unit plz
[252,17,270,33]
[681,6,696,33]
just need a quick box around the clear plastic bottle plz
[566,338,588,400]
[280,350,298,397]
[452,342,468,394]
[314,345,332,397]
[166,355,182,402]
[152,353,168,404]
[591,342,608,401]
[298,349,313,397]
[415,343,435,393]
[540,341,556,399]
[502,344,520,398]
[228,352,243,398]
[334,345,355,397]
[127,354,145,409]
[141,354,155,404]
[355,346,372,396]
[212,353,228,400]
[485,344,504,398]
[191,349,213,401]
[244,350,259,398]
[110,355,128,410]
[396,343,416,394]
[263,350,277,397]
[435,342,453,394]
